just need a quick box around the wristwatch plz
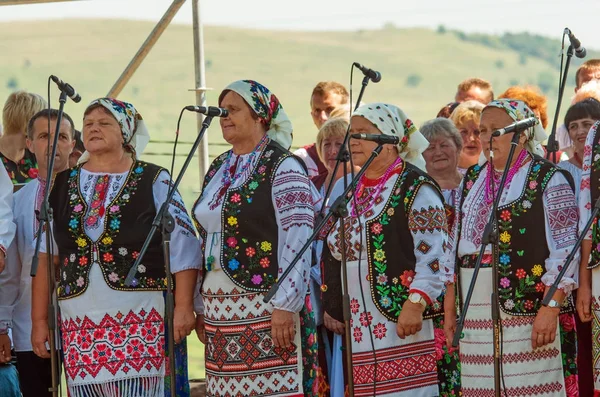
[545,299,561,308]
[408,293,427,309]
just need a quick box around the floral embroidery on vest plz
[58,163,165,299]
[496,162,549,314]
[366,168,443,321]
[221,147,285,291]
[590,122,600,269]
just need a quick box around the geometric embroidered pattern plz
[417,240,432,255]
[463,316,535,330]
[460,347,560,365]
[592,295,600,386]
[203,287,301,397]
[352,341,437,396]
[61,308,164,381]
[462,381,563,396]
[545,185,578,250]
[427,259,440,274]
[408,206,446,235]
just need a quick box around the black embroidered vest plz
[460,156,573,316]
[50,161,166,300]
[192,140,298,292]
[363,163,446,321]
[589,122,600,269]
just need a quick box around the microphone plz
[185,105,229,117]
[50,75,81,103]
[491,117,538,137]
[353,62,382,83]
[565,28,586,58]
[351,133,399,145]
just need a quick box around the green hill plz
[0,19,592,385]
[1,20,584,206]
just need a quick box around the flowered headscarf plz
[220,80,293,149]
[79,97,150,164]
[353,103,429,170]
[484,99,546,158]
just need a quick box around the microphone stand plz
[264,144,384,396]
[453,131,523,397]
[123,115,216,397]
[30,89,69,397]
[318,74,371,219]
[546,43,575,163]
[542,191,600,305]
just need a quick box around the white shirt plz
[193,148,314,314]
[458,159,579,292]
[293,146,320,178]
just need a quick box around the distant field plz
[1,20,582,390]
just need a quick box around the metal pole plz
[106,0,186,98]
[192,0,210,182]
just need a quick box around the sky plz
[1,0,599,50]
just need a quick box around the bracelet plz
[0,324,8,335]
[0,245,5,258]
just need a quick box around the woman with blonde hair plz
[0,91,46,184]
[449,100,484,173]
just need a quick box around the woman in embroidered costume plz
[558,98,600,396]
[450,99,579,396]
[192,80,318,397]
[420,117,464,395]
[576,102,600,396]
[31,98,201,397]
[322,103,453,396]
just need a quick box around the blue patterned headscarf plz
[219,80,293,149]
[79,97,150,163]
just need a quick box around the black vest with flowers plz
[460,156,573,316]
[192,141,297,292]
[361,163,445,321]
[588,123,600,269]
[50,161,166,300]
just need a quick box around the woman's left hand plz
[173,305,196,343]
[271,309,295,348]
[531,306,559,349]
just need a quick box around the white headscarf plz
[483,99,546,159]
[220,80,293,150]
[353,103,429,170]
[78,98,150,164]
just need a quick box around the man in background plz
[294,81,349,178]
[455,77,494,104]
[0,109,75,397]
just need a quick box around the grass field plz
[0,19,578,205]
[1,19,581,393]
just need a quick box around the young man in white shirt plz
[0,109,75,396]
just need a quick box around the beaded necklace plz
[484,150,528,205]
[208,134,269,210]
[351,157,402,217]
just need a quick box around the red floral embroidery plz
[400,270,415,287]
[61,308,164,381]
[353,326,363,343]
[350,298,360,315]
[515,269,527,279]
[373,323,387,340]
[246,247,256,257]
[359,312,373,327]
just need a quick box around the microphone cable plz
[348,63,378,397]
[166,107,187,203]
[488,138,509,397]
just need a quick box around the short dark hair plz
[73,129,85,152]
[564,98,600,127]
[27,109,75,140]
